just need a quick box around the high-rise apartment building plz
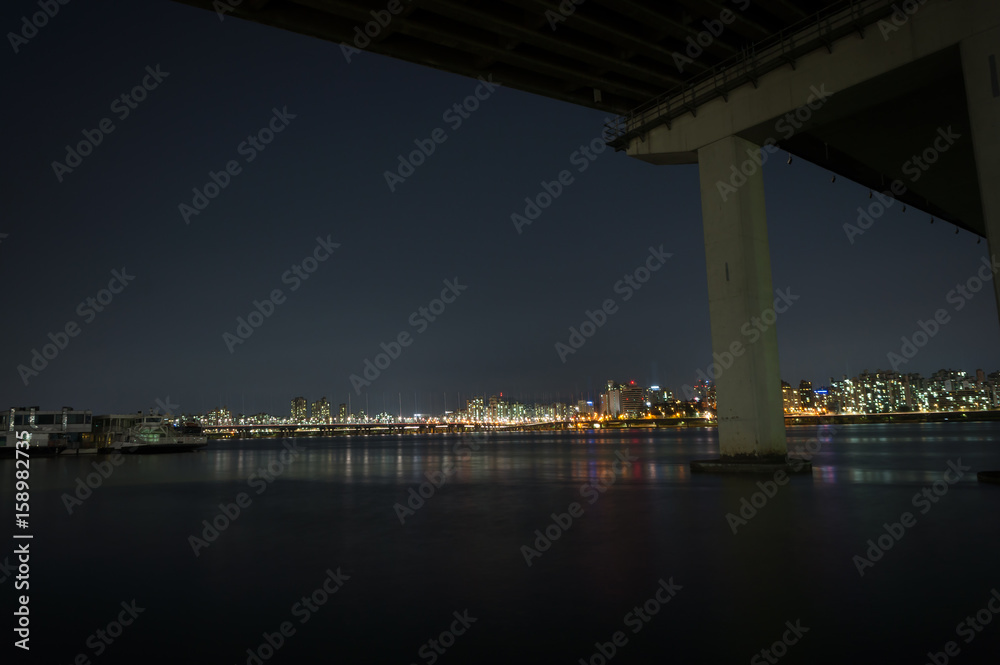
[621,382,644,417]
[600,380,623,417]
[798,381,814,411]
[290,397,307,422]
[312,397,331,423]
[467,398,485,422]
[781,381,798,413]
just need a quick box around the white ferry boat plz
[108,413,208,454]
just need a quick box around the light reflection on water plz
[37,423,997,494]
[17,421,1000,664]
[188,422,994,488]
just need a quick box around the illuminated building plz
[781,381,798,413]
[205,407,233,425]
[600,381,622,417]
[467,397,485,422]
[621,382,644,417]
[534,403,554,421]
[812,388,830,412]
[824,368,998,414]
[646,385,672,404]
[290,396,307,423]
[798,381,814,411]
[311,397,331,423]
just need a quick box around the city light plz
[180,369,998,430]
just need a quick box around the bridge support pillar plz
[961,27,1000,327]
[690,135,800,473]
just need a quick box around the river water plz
[4,422,1000,664]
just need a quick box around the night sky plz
[2,1,998,416]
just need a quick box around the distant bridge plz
[198,418,716,437]
[201,420,565,438]
[200,411,1000,438]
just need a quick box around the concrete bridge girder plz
[625,0,995,236]
[621,0,1000,459]
[961,23,1000,326]
[628,0,1000,166]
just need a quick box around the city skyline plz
[197,364,1000,424]
[13,363,998,422]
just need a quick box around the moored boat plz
[109,414,208,454]
[2,407,91,458]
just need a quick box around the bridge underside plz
[175,0,837,114]
[733,47,983,235]
[171,0,991,234]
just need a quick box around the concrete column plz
[697,135,786,459]
[961,27,1000,327]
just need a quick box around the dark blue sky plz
[2,1,997,416]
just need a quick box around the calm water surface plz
[5,422,1000,664]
